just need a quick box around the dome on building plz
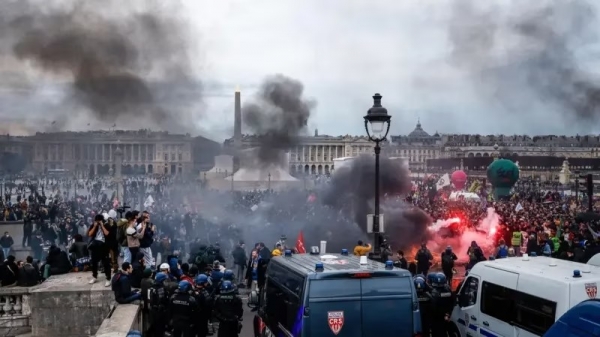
[408,120,430,138]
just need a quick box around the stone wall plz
[0,287,32,337]
[94,304,141,337]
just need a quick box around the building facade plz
[0,130,218,176]
[388,120,443,171]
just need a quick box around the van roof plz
[272,253,411,276]
[475,256,600,283]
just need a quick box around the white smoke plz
[426,207,501,263]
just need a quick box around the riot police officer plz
[170,280,198,337]
[428,272,453,337]
[149,272,170,337]
[414,274,432,337]
[193,274,213,337]
[213,281,243,337]
[222,269,239,294]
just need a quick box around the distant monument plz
[114,145,124,203]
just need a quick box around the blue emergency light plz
[284,250,292,257]
[530,252,537,257]
[574,270,582,278]
[315,263,324,272]
[341,249,349,256]
[385,260,393,269]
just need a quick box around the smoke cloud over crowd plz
[0,1,200,132]
[243,74,315,165]
[447,0,600,124]
[323,155,432,250]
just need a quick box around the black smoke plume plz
[243,74,315,165]
[0,1,199,132]
[322,155,432,250]
[447,1,600,124]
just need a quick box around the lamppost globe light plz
[364,93,391,142]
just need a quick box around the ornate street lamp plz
[363,93,391,258]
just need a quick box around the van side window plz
[513,291,556,335]
[481,281,513,322]
[479,281,557,336]
[264,278,302,335]
[459,276,479,306]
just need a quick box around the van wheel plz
[447,324,460,337]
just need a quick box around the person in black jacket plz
[0,232,14,260]
[139,211,155,268]
[231,241,247,287]
[112,262,141,304]
[42,245,71,279]
[1,255,19,287]
[130,252,146,288]
[18,256,40,287]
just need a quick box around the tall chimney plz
[234,86,242,148]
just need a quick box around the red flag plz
[296,231,306,254]
[307,194,316,203]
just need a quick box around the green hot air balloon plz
[487,159,519,199]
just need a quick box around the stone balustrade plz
[0,287,32,337]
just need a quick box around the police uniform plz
[170,282,198,337]
[149,273,170,337]
[213,281,244,337]
[430,274,454,337]
[416,283,432,336]
[193,275,213,337]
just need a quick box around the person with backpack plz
[415,243,433,276]
[466,241,486,273]
[495,239,509,259]
[440,246,457,286]
[148,272,169,337]
[111,262,141,304]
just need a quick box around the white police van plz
[450,254,600,337]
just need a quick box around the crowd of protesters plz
[0,171,594,291]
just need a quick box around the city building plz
[388,120,443,171]
[2,129,220,176]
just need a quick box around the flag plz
[436,173,451,190]
[468,180,480,193]
[515,202,524,212]
[112,123,117,127]
[307,194,316,203]
[296,231,306,254]
[51,121,56,125]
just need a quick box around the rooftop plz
[273,253,410,276]
[478,256,600,283]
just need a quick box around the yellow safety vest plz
[511,232,522,246]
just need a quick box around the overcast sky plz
[2,0,600,140]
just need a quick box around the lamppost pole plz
[363,93,391,260]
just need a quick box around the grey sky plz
[1,0,600,140]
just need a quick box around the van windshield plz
[309,276,412,298]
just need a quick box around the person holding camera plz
[87,214,112,286]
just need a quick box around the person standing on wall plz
[87,214,112,287]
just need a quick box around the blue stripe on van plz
[479,328,498,337]
[468,324,478,332]
[457,319,466,326]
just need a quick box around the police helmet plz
[223,269,234,281]
[178,280,192,292]
[220,280,234,294]
[155,272,168,284]
[195,274,209,285]
[414,276,426,290]
[430,272,447,287]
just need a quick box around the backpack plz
[468,249,477,263]
[441,253,454,268]
[149,286,166,310]
[111,273,122,292]
[416,249,429,265]
[497,245,508,258]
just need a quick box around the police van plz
[248,250,421,337]
[543,299,600,337]
[450,254,600,337]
